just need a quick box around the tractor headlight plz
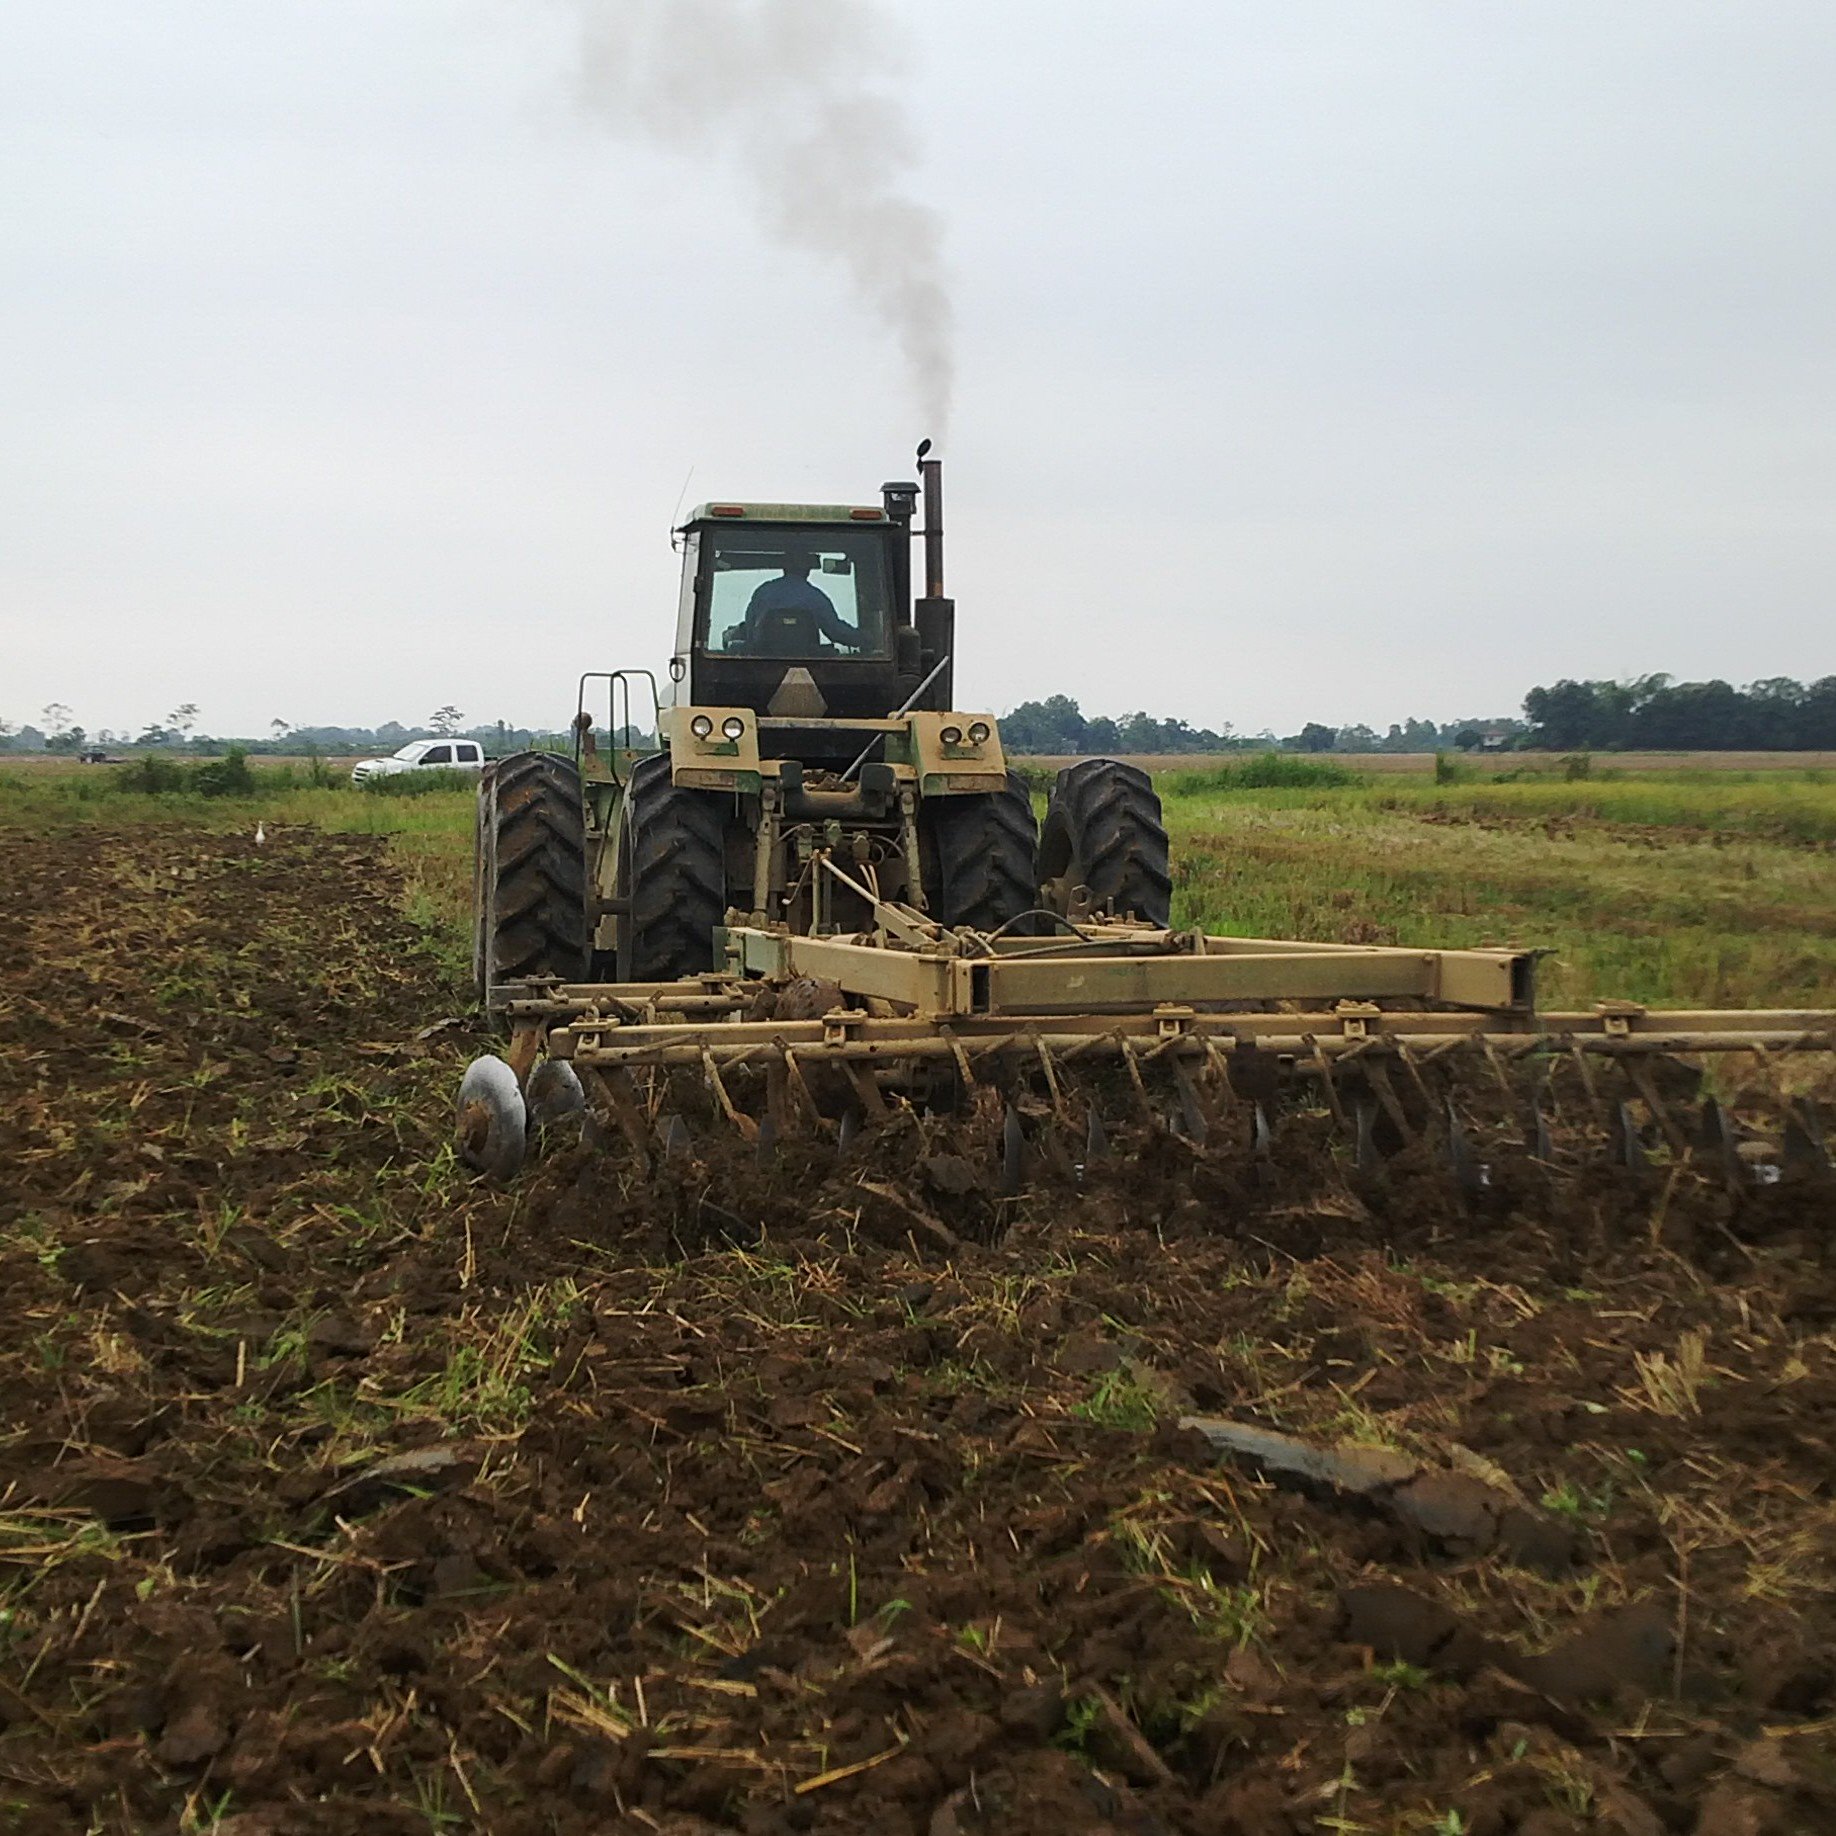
[690,714,714,740]
[968,720,991,744]
[721,715,746,741]
[940,724,964,745]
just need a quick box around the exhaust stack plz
[911,441,953,711]
[920,450,944,597]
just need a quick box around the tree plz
[1517,674,1830,750]
[430,706,464,737]
[1623,679,1736,749]
[270,719,292,743]
[1294,723,1337,753]
[1799,677,1836,749]
[1453,728,1483,751]
[168,704,199,737]
[1522,680,1601,749]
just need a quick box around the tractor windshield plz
[701,525,893,659]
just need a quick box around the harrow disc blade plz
[1252,1102,1273,1158]
[1694,1095,1741,1184]
[1529,1102,1553,1164]
[1696,1094,1730,1152]
[1783,1102,1832,1179]
[1085,1105,1108,1163]
[1611,1100,1648,1174]
[1171,1062,1209,1145]
[525,1058,585,1130]
[1353,1100,1379,1173]
[456,1055,527,1181]
[1445,1099,1487,1196]
[1001,1104,1025,1194]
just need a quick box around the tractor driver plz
[742,548,861,652]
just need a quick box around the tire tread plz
[1038,757,1171,925]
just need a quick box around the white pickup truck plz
[349,738,486,786]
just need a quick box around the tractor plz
[472,449,1171,1002]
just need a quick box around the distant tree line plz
[996,697,1239,755]
[1520,676,1836,751]
[996,696,1521,756]
[0,708,603,757]
[8,675,1833,759]
[999,677,1836,756]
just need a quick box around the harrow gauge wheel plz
[1037,758,1172,926]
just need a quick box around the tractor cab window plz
[701,526,892,659]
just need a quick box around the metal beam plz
[980,947,1531,1015]
[726,928,971,1015]
[716,924,1533,1015]
[550,1007,1836,1069]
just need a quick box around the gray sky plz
[4,1,1833,741]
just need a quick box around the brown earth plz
[3,827,1835,1835]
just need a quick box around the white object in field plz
[349,738,487,786]
[456,1054,526,1179]
[255,821,266,845]
[526,1058,586,1130]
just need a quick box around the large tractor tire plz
[617,752,729,982]
[920,770,1039,935]
[474,751,590,1001]
[1037,758,1172,926]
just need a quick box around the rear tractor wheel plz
[920,771,1039,936]
[615,752,730,982]
[473,751,591,1002]
[1036,758,1171,926]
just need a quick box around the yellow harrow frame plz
[461,854,1835,1186]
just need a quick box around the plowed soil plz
[4,826,1835,1836]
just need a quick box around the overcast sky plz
[4,2,1833,741]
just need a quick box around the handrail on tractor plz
[575,670,663,787]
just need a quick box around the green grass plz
[7,760,1834,1013]
[1165,751,1359,791]
[1161,768,1836,1010]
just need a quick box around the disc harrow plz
[457,862,1836,1203]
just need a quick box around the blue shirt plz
[744,575,859,647]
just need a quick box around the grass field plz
[1158,768,1836,1012]
[7,757,1831,1016]
[1025,749,1836,777]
